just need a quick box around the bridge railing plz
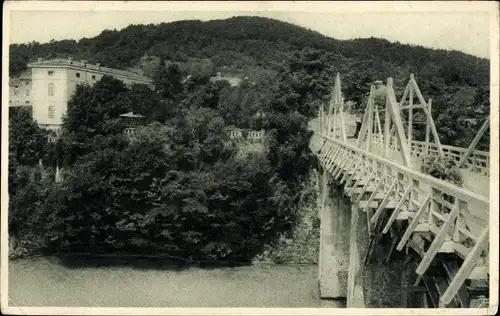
[370,135,490,176]
[315,133,489,263]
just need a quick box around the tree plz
[9,107,48,166]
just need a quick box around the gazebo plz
[119,112,146,139]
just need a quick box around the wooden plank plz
[415,201,460,275]
[382,184,413,234]
[414,223,430,233]
[371,179,398,223]
[439,228,489,306]
[396,193,431,251]
[401,104,425,110]
[458,117,490,168]
[352,185,377,195]
[359,200,379,209]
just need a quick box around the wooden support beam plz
[439,228,489,307]
[354,171,376,203]
[340,97,348,143]
[399,82,410,106]
[362,175,386,213]
[408,82,413,148]
[396,194,432,251]
[424,99,432,156]
[318,142,333,161]
[374,103,383,141]
[410,75,445,158]
[323,146,341,169]
[442,260,470,308]
[324,144,339,164]
[341,157,361,184]
[386,78,412,166]
[346,161,365,186]
[371,178,398,224]
[366,86,375,152]
[325,147,343,171]
[356,86,374,147]
[382,184,413,234]
[334,153,351,179]
[415,202,460,275]
[384,92,392,158]
[457,117,490,168]
[347,168,368,197]
[347,204,360,307]
[332,152,351,178]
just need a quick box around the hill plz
[9,16,490,148]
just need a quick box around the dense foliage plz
[8,51,327,262]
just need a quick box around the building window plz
[48,106,55,118]
[25,89,30,96]
[92,75,96,80]
[14,85,19,89]
[48,70,54,76]
[25,101,30,104]
[14,90,19,96]
[76,72,81,78]
[24,80,29,85]
[48,83,55,96]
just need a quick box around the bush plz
[421,155,463,186]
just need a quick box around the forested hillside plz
[10,16,490,148]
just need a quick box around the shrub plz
[421,155,463,186]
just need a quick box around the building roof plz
[27,58,153,84]
[119,112,145,118]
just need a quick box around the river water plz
[8,257,345,308]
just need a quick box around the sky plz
[5,2,493,59]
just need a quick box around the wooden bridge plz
[311,74,490,308]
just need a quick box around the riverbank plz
[8,257,344,308]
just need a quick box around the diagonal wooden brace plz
[382,184,413,234]
[371,178,398,224]
[396,193,432,251]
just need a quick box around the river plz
[8,257,345,308]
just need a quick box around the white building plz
[27,58,154,131]
[9,69,32,107]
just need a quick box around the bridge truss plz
[312,74,490,308]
